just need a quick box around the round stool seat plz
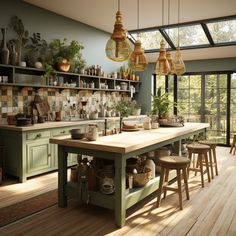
[158,156,190,169]
[186,143,210,153]
[198,140,217,148]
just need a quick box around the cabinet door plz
[26,139,52,176]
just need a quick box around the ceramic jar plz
[86,124,98,141]
[145,158,155,179]
[143,117,151,130]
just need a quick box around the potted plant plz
[9,15,29,65]
[46,38,85,72]
[131,100,142,116]
[114,100,135,132]
[151,87,177,121]
[25,32,48,67]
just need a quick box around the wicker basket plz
[133,167,152,187]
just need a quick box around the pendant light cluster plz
[128,0,148,71]
[106,0,147,72]
[105,0,132,62]
[155,0,185,76]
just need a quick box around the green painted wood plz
[58,145,68,207]
[0,125,85,182]
[55,125,207,228]
[125,170,176,209]
[115,154,127,228]
[26,138,52,175]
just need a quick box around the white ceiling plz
[24,0,236,62]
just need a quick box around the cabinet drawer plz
[51,128,71,137]
[26,131,51,140]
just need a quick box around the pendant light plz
[129,0,148,71]
[173,0,186,75]
[105,0,132,62]
[166,0,174,74]
[155,0,170,75]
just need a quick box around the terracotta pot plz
[7,115,16,125]
[58,59,70,72]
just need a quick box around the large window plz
[153,72,234,145]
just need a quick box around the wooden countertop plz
[50,122,209,154]
[0,116,145,132]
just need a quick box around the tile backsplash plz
[0,86,130,124]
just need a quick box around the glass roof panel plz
[129,30,164,50]
[207,19,236,43]
[166,24,210,47]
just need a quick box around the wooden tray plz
[159,122,184,127]
[122,128,140,131]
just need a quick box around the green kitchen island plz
[50,122,209,228]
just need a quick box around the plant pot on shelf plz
[57,58,70,72]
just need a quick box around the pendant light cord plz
[118,0,120,11]
[162,0,164,26]
[137,0,140,30]
[178,0,180,47]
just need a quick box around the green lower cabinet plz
[26,138,53,176]
[53,144,78,168]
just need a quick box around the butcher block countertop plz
[0,115,145,132]
[50,122,209,154]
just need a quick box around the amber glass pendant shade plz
[173,47,186,76]
[105,10,131,62]
[155,39,170,75]
[129,39,148,71]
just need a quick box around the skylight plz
[166,24,210,47]
[207,19,236,44]
[128,15,236,52]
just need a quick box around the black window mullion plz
[159,28,176,50]
[201,74,205,123]
[201,23,215,46]
[226,73,231,146]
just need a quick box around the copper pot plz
[7,115,16,125]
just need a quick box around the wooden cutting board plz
[36,101,50,116]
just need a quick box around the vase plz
[1,28,9,65]
[10,44,18,66]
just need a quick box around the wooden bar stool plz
[198,140,218,179]
[229,134,236,155]
[156,156,190,210]
[186,143,211,187]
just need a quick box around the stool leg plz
[234,140,236,155]
[187,151,193,178]
[212,147,218,176]
[230,137,236,154]
[195,157,199,176]
[199,154,205,188]
[177,169,183,210]
[204,153,211,183]
[209,149,214,179]
[157,167,166,207]
[163,169,169,199]
[182,167,189,200]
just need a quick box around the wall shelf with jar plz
[0,64,141,95]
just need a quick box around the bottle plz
[1,28,9,65]
[10,44,18,66]
[145,158,156,179]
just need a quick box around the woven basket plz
[133,167,152,187]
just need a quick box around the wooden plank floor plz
[0,147,236,236]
